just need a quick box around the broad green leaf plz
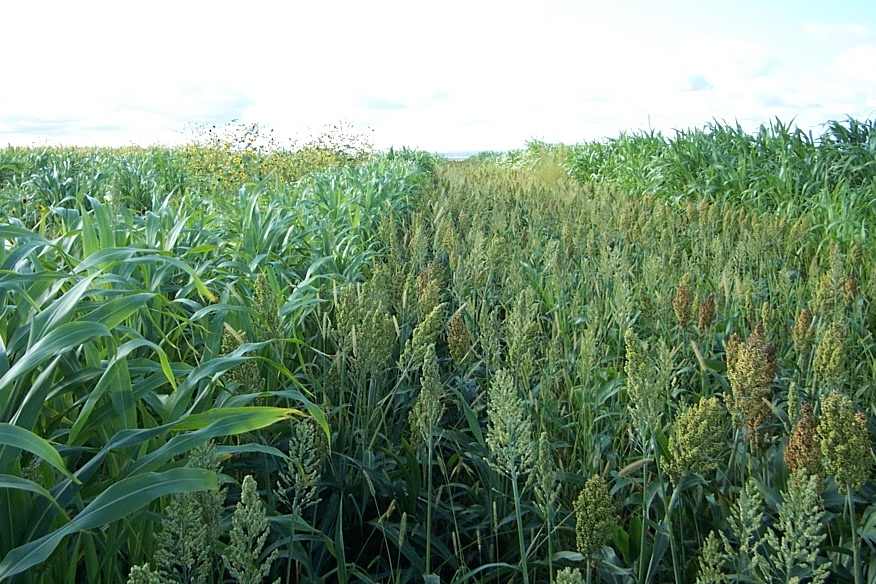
[170,406,301,432]
[126,407,300,476]
[73,246,155,274]
[0,474,68,517]
[0,468,216,580]
[551,551,585,562]
[68,338,157,443]
[28,273,97,345]
[0,335,7,378]
[80,292,154,329]
[80,204,99,257]
[0,423,77,480]
[0,321,111,406]
[0,225,49,244]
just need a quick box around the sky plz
[1,0,875,153]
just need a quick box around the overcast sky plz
[2,0,874,152]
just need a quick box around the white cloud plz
[833,45,876,84]
[2,2,876,150]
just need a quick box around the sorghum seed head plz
[673,274,694,327]
[485,370,536,479]
[447,311,473,366]
[726,324,776,445]
[665,396,727,483]
[409,344,444,449]
[792,308,814,359]
[574,474,616,560]
[787,381,802,430]
[555,567,585,584]
[843,276,857,307]
[817,392,870,491]
[785,403,822,481]
[813,323,846,394]
[697,294,716,332]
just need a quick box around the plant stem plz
[511,471,530,584]
[425,436,433,576]
[654,433,682,584]
[848,486,861,584]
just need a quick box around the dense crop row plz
[0,118,874,583]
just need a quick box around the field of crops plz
[0,119,874,584]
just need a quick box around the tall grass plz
[1,118,874,583]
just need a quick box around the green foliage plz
[696,475,829,584]
[223,475,279,584]
[2,116,875,583]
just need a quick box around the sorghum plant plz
[253,272,281,340]
[152,443,226,584]
[817,391,870,584]
[757,473,829,584]
[624,328,663,453]
[817,392,869,492]
[812,323,846,397]
[409,343,445,577]
[485,369,536,584]
[784,402,821,480]
[447,311,474,366]
[726,324,776,446]
[673,274,694,328]
[697,294,716,332]
[574,475,616,563]
[223,475,280,584]
[555,567,585,584]
[276,419,326,518]
[127,564,164,584]
[792,308,815,363]
[665,396,727,484]
[696,480,764,582]
[221,325,263,393]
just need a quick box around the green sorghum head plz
[408,302,447,366]
[485,369,535,479]
[534,431,560,518]
[126,563,163,584]
[409,344,444,449]
[624,328,660,447]
[447,311,474,366]
[791,308,815,359]
[697,294,716,332]
[787,381,802,430]
[225,475,279,584]
[813,323,846,394]
[354,300,396,378]
[221,326,263,393]
[555,567,585,584]
[817,392,870,491]
[254,272,281,339]
[574,474,616,560]
[277,419,326,517]
[726,324,775,444]
[665,396,727,484]
[760,472,829,584]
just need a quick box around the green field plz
[1,119,874,583]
